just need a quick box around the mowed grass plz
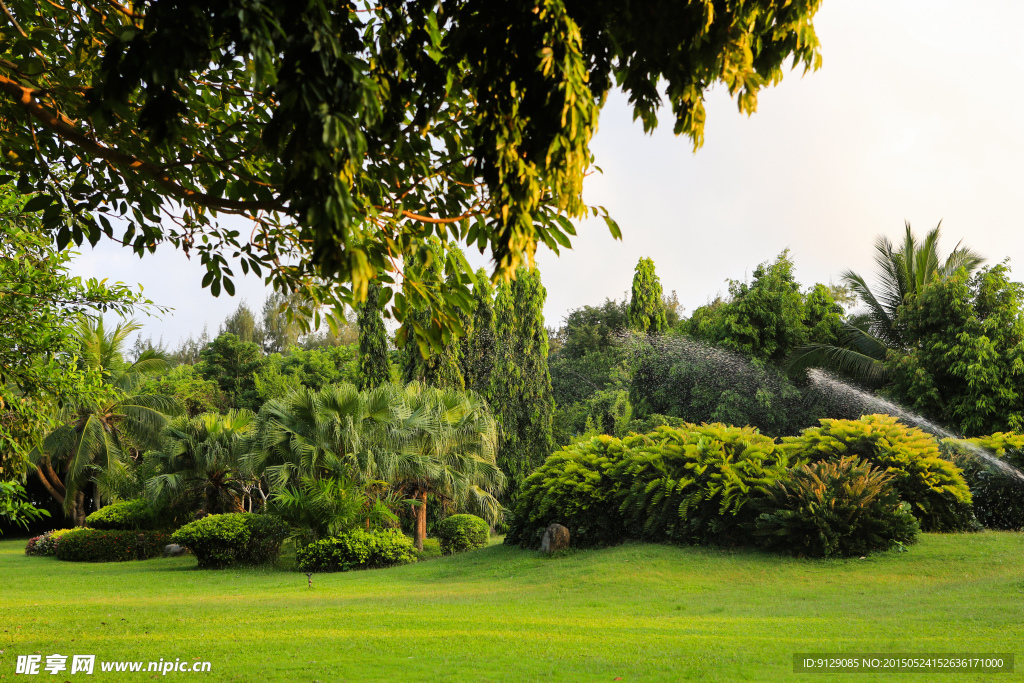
[1,533,1022,682]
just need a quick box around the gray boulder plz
[163,544,188,558]
[540,523,570,553]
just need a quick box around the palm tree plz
[790,222,984,384]
[146,410,256,516]
[32,317,180,525]
[387,383,503,550]
[247,382,504,550]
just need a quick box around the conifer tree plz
[400,238,465,390]
[491,267,554,498]
[461,269,497,398]
[628,257,668,334]
[357,282,391,391]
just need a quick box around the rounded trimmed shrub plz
[753,456,920,557]
[436,514,489,555]
[296,529,416,572]
[944,433,1024,530]
[170,513,287,568]
[783,415,975,531]
[85,499,156,530]
[54,529,171,562]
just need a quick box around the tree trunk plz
[414,491,427,551]
[74,491,86,527]
[35,468,64,505]
[43,462,66,495]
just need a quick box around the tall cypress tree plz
[461,268,496,398]
[491,266,554,498]
[628,257,668,334]
[357,281,391,390]
[400,237,465,389]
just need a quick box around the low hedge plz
[25,529,75,557]
[436,514,489,555]
[296,529,416,572]
[54,529,171,562]
[85,499,156,530]
[753,457,920,557]
[170,513,287,568]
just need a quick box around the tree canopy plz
[0,0,824,348]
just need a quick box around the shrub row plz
[170,513,287,568]
[296,529,416,572]
[508,415,976,557]
[52,529,172,562]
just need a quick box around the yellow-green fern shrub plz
[783,415,973,531]
[505,434,631,548]
[613,424,790,545]
[943,433,1024,530]
[753,457,920,557]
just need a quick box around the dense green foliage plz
[0,480,49,533]
[684,251,842,364]
[85,499,156,531]
[435,514,490,555]
[357,282,391,391]
[136,364,226,418]
[783,415,974,531]
[491,267,554,496]
[616,424,789,546]
[170,513,287,569]
[944,433,1024,530]
[0,0,824,351]
[0,186,150,476]
[506,434,627,549]
[628,258,668,334]
[887,265,1024,436]
[400,239,465,390]
[753,457,920,558]
[197,334,266,411]
[461,270,497,398]
[53,528,170,562]
[295,529,416,572]
[628,336,829,437]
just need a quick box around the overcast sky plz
[70,0,1024,347]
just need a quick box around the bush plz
[296,529,416,572]
[783,415,975,531]
[54,529,172,562]
[170,513,287,568]
[944,433,1024,530]
[506,434,629,549]
[25,529,75,557]
[436,514,489,555]
[509,424,789,549]
[613,423,789,545]
[85,500,156,530]
[753,457,920,557]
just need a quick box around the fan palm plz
[32,316,180,525]
[247,382,504,550]
[790,222,984,384]
[146,410,256,515]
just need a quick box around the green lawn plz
[1,533,1022,682]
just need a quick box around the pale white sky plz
[71,0,1024,346]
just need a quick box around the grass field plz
[1,532,1022,682]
